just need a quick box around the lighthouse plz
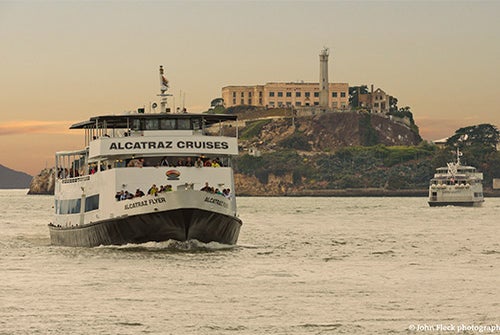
[319,47,330,109]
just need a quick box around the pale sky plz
[1,0,499,175]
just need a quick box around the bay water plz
[0,189,498,334]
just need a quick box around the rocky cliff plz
[28,168,55,195]
[239,111,421,153]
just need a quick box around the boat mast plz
[158,65,172,113]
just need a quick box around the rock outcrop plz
[28,168,55,195]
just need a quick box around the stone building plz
[222,48,349,110]
[357,85,393,114]
[222,82,349,110]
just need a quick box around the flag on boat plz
[161,75,169,89]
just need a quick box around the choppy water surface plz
[0,190,498,334]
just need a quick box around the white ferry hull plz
[428,185,484,207]
[49,207,241,247]
[428,200,483,207]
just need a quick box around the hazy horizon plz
[1,1,499,176]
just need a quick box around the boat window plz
[192,118,202,130]
[160,119,176,130]
[132,119,142,130]
[85,194,100,212]
[145,119,159,130]
[56,199,81,214]
[178,119,191,130]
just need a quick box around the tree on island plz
[446,124,499,150]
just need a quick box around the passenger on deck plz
[148,184,159,196]
[120,191,129,201]
[185,157,193,167]
[200,182,211,192]
[160,157,169,167]
[128,158,144,167]
[204,159,212,167]
[176,158,185,167]
[135,189,145,197]
[195,157,203,168]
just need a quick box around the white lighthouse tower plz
[319,47,330,109]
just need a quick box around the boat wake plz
[97,239,239,253]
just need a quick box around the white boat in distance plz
[428,148,484,207]
[49,66,242,247]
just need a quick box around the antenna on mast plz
[158,65,172,113]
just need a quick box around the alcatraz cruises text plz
[123,196,229,210]
[109,140,230,151]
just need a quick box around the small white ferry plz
[49,66,242,247]
[428,149,484,207]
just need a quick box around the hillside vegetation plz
[230,109,500,195]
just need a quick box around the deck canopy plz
[70,113,238,130]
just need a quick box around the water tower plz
[319,47,330,108]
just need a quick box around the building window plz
[286,92,292,97]
[241,92,244,98]
[277,92,283,97]
[269,92,275,97]
[269,102,275,107]
[232,92,236,98]
[248,99,252,105]
[341,92,346,98]
[314,92,319,98]
[332,92,337,98]
[296,92,301,97]
[249,92,252,97]
[259,98,263,105]
[286,102,292,107]
[241,99,244,105]
[332,102,338,107]
[295,101,302,106]
[305,92,310,97]
[314,102,319,106]
[374,102,379,107]
[232,99,236,105]
[259,91,262,97]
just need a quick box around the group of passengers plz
[200,182,232,199]
[115,184,173,201]
[160,156,223,168]
[59,156,225,180]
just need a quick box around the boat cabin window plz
[160,119,176,130]
[127,117,203,131]
[132,119,141,131]
[145,119,159,130]
[177,119,191,130]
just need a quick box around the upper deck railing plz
[69,113,239,147]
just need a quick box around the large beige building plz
[222,82,349,110]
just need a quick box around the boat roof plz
[70,113,238,129]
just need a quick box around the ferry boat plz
[48,66,242,247]
[428,148,484,207]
